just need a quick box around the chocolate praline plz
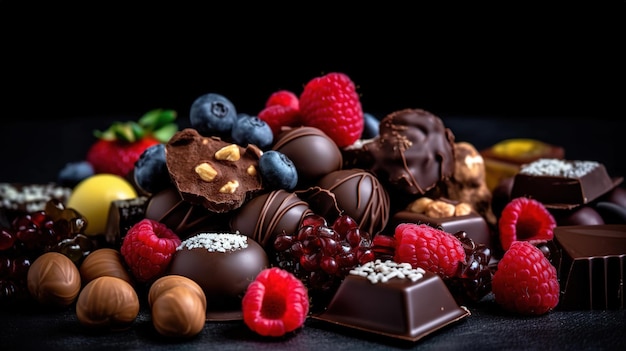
[316,168,390,236]
[272,126,343,188]
[27,252,81,308]
[167,233,269,321]
[364,109,456,197]
[230,189,312,250]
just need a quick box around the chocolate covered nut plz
[149,275,207,338]
[27,252,81,308]
[165,128,263,213]
[79,248,134,286]
[76,276,139,330]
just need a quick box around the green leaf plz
[152,123,179,143]
[139,109,177,130]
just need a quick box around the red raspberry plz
[393,223,466,278]
[258,104,301,138]
[299,72,364,148]
[492,240,559,315]
[120,218,181,283]
[242,267,309,337]
[498,197,556,251]
[265,90,299,110]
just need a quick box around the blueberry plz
[133,143,171,194]
[231,114,273,149]
[361,112,380,139]
[258,150,298,191]
[57,160,95,187]
[190,93,238,136]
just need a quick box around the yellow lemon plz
[67,174,137,236]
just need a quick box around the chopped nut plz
[219,180,239,194]
[454,202,473,216]
[407,197,433,214]
[195,163,218,182]
[215,144,241,161]
[425,200,455,218]
[247,165,257,176]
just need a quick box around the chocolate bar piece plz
[511,159,621,209]
[313,260,470,342]
[553,224,626,310]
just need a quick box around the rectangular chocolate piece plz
[511,159,620,209]
[314,261,470,342]
[392,210,492,249]
[553,224,626,310]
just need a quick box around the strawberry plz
[86,109,178,177]
[299,72,364,148]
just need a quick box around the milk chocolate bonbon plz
[167,232,269,321]
[75,276,140,330]
[26,252,81,308]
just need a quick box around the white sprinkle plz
[519,159,599,178]
[350,259,426,284]
[177,232,248,252]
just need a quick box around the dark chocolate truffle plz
[145,186,230,238]
[168,233,269,321]
[230,190,313,250]
[316,169,390,236]
[272,126,343,188]
[364,109,456,197]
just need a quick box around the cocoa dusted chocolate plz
[314,260,470,341]
[165,128,263,213]
[511,159,622,209]
[316,168,390,236]
[363,109,456,201]
[552,224,626,310]
[167,232,269,321]
[272,126,343,188]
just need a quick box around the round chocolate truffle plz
[230,189,312,250]
[27,252,81,308]
[167,232,269,320]
[317,168,390,236]
[365,109,456,196]
[145,186,231,238]
[272,126,343,188]
[552,206,605,226]
[76,276,140,330]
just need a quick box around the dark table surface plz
[1,114,625,350]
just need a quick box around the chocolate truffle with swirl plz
[363,109,456,210]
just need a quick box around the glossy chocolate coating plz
[79,248,134,286]
[314,271,470,341]
[364,109,456,197]
[511,160,620,209]
[145,187,230,238]
[149,275,207,338]
[552,224,626,310]
[76,276,140,330]
[551,206,605,226]
[26,252,81,308]
[230,189,312,250]
[167,233,269,320]
[316,169,390,236]
[272,126,343,188]
[165,128,263,213]
[392,209,492,249]
[104,196,148,245]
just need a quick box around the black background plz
[1,3,626,350]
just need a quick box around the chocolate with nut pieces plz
[165,128,263,213]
